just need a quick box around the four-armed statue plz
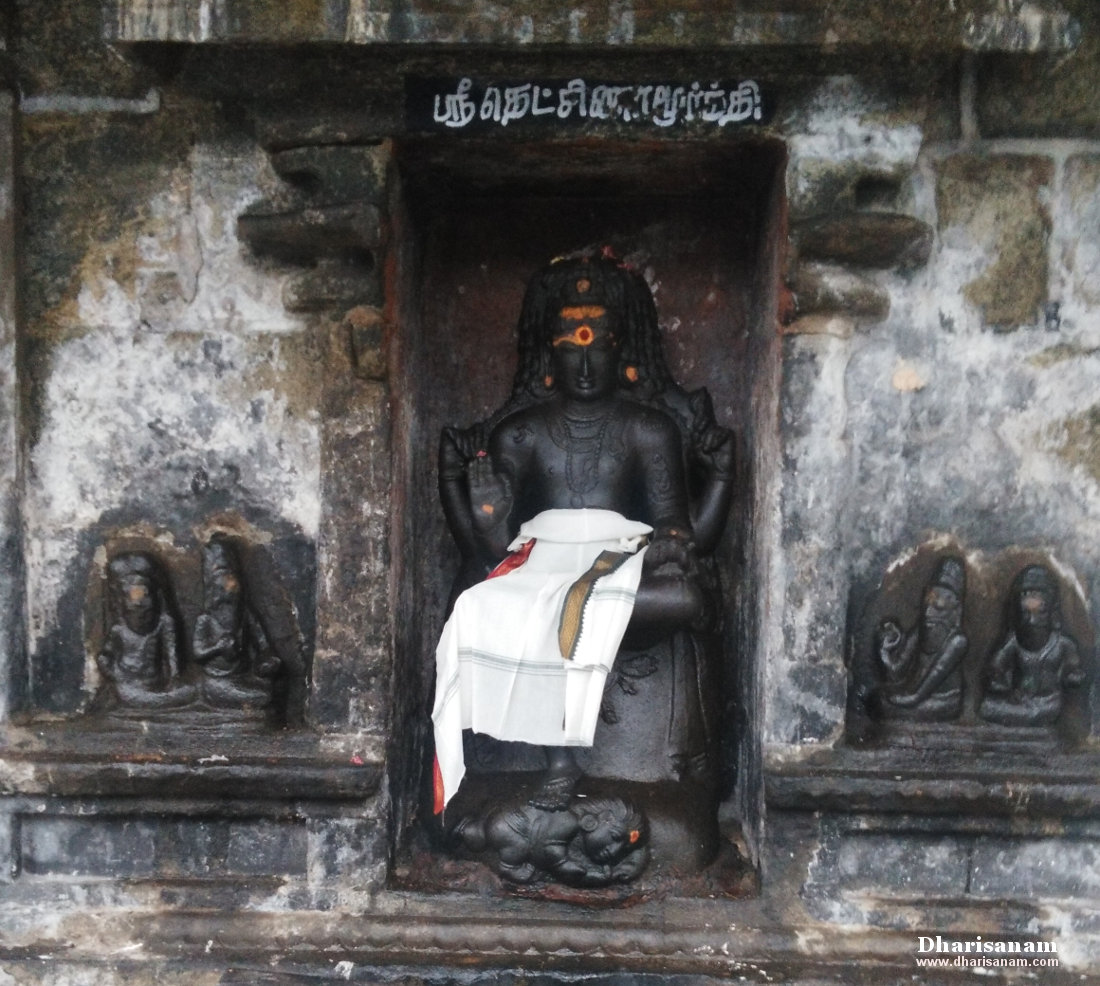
[433,252,734,885]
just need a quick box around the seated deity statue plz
[979,564,1085,727]
[875,557,967,720]
[193,534,281,711]
[95,553,198,712]
[433,252,734,817]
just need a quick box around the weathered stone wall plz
[2,0,1100,983]
[769,38,1100,752]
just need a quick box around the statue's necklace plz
[546,406,617,506]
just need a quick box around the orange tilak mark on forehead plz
[629,829,641,844]
[560,305,606,320]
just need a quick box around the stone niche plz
[5,0,1100,982]
[390,137,786,889]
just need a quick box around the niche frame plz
[387,136,787,878]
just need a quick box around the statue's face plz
[206,565,241,608]
[552,306,618,402]
[922,587,959,627]
[582,809,643,862]
[117,574,158,634]
[1018,588,1053,634]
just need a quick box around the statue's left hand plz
[686,390,733,478]
[694,422,734,479]
[644,526,694,575]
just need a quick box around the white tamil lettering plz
[429,77,763,129]
[500,83,532,126]
[480,85,502,122]
[557,78,587,119]
[432,77,476,128]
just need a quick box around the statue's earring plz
[624,365,639,383]
[544,374,554,389]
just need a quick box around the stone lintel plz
[103,0,1080,54]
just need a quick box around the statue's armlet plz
[633,409,691,530]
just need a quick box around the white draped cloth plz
[432,509,651,809]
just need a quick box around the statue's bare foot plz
[528,771,579,811]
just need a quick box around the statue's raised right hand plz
[439,424,486,479]
[878,620,902,650]
[467,453,514,532]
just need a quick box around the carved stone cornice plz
[0,725,384,800]
[103,0,1081,55]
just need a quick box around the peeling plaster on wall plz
[840,140,1100,625]
[964,0,1082,53]
[785,77,925,218]
[21,139,321,690]
[773,91,1100,749]
[23,326,321,677]
[765,332,851,747]
[1059,154,1100,319]
[71,143,306,338]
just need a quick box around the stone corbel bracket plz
[237,144,387,318]
[104,0,1081,53]
[783,211,933,339]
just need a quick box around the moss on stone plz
[1028,343,1100,368]
[936,155,1053,329]
[979,1,1100,138]
[1058,403,1100,484]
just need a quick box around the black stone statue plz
[874,556,968,721]
[451,795,648,888]
[95,552,197,712]
[979,564,1085,727]
[433,252,733,882]
[193,534,282,713]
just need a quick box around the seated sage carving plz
[979,564,1085,727]
[96,553,198,712]
[194,534,282,712]
[433,252,733,882]
[91,534,294,723]
[874,557,967,720]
